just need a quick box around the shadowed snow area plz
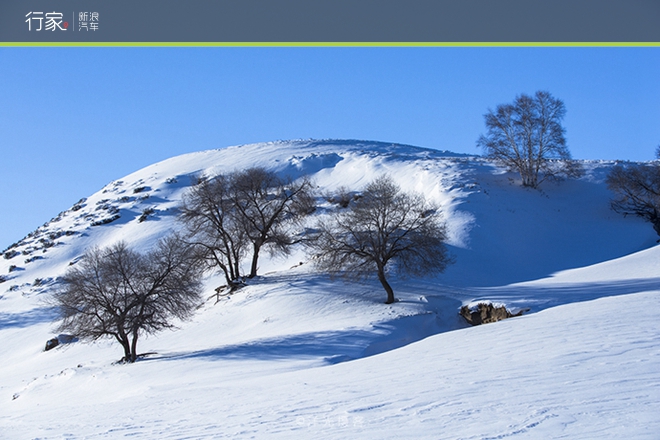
[0,140,659,438]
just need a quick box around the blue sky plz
[0,47,659,249]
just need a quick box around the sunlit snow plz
[1,140,658,439]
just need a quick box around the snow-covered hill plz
[1,140,659,438]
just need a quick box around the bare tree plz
[53,237,203,363]
[477,90,581,188]
[179,175,247,288]
[606,153,660,235]
[310,175,451,304]
[231,168,315,278]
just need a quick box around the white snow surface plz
[1,139,659,439]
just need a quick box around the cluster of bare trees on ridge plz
[52,90,659,362]
[53,167,451,362]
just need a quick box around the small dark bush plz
[70,198,87,212]
[3,250,19,260]
[326,186,353,208]
[91,214,121,226]
[165,177,178,184]
[138,208,155,223]
[39,239,54,249]
[33,278,43,286]
[49,231,64,241]
[95,203,119,214]
[0,275,6,284]
[8,265,17,273]
[133,186,150,194]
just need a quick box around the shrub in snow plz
[138,207,155,223]
[49,231,65,241]
[70,198,86,212]
[38,238,54,249]
[3,250,19,260]
[133,186,150,194]
[91,214,121,226]
[325,186,354,208]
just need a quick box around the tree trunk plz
[249,242,261,278]
[377,266,396,304]
[232,256,241,282]
[116,336,131,362]
[129,331,139,363]
[115,327,131,362]
[220,265,232,286]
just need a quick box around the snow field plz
[1,140,659,438]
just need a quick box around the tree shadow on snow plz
[152,306,461,365]
[0,307,58,330]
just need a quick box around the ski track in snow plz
[1,140,659,439]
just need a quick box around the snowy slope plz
[1,139,659,439]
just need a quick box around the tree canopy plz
[180,168,314,284]
[54,237,203,363]
[477,90,581,188]
[310,176,451,304]
[606,152,660,236]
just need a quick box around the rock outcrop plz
[460,302,528,326]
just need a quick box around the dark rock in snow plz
[460,303,528,326]
[45,334,78,351]
[45,338,59,351]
